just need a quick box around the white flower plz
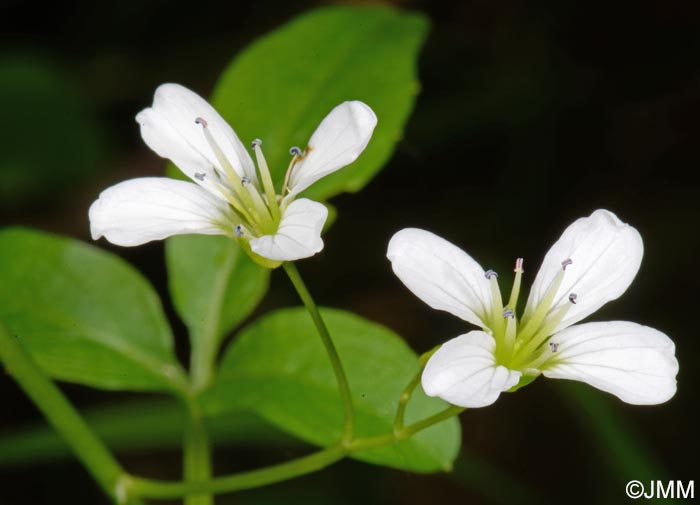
[89,83,377,267]
[387,210,678,408]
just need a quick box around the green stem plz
[394,346,440,433]
[125,405,463,500]
[0,321,141,504]
[127,445,345,499]
[282,262,355,445]
[351,405,465,452]
[394,370,421,433]
[183,399,213,505]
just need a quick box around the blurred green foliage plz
[0,57,105,210]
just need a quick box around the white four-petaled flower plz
[89,83,377,267]
[387,210,678,408]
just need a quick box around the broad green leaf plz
[210,5,428,202]
[204,308,461,473]
[0,228,187,393]
[0,399,292,467]
[166,235,269,373]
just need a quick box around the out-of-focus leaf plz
[448,450,544,505]
[0,228,186,393]
[210,5,428,202]
[204,308,461,473]
[166,235,269,380]
[0,57,105,209]
[558,382,669,483]
[0,399,291,467]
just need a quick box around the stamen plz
[520,341,558,370]
[243,180,275,232]
[194,172,206,181]
[486,269,505,338]
[195,116,260,222]
[514,294,577,366]
[499,308,517,361]
[518,261,570,342]
[251,138,281,221]
[568,293,577,304]
[241,176,252,185]
[234,224,245,238]
[281,149,301,196]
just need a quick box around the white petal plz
[249,198,328,261]
[524,209,643,333]
[543,321,678,405]
[387,228,493,328]
[89,177,232,246]
[136,83,257,185]
[287,101,377,197]
[422,331,522,408]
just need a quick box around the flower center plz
[194,118,302,238]
[486,258,577,373]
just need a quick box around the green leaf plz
[0,228,187,393]
[204,308,461,473]
[210,5,428,202]
[0,399,293,467]
[165,234,269,383]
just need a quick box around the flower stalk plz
[282,262,355,445]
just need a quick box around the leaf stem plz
[0,321,142,504]
[352,405,465,452]
[124,405,463,499]
[183,399,213,505]
[282,262,355,445]
[393,370,421,433]
[393,346,440,433]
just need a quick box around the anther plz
[251,138,262,149]
[549,342,559,353]
[514,258,524,273]
[234,225,244,238]
[289,146,302,156]
[503,309,515,319]
[241,176,252,186]
[561,258,573,270]
[484,269,498,279]
[568,293,578,304]
[194,117,208,127]
[194,172,206,181]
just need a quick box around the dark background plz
[1,0,699,503]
